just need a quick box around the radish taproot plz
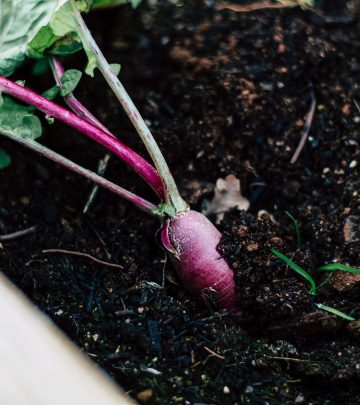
[162,211,239,313]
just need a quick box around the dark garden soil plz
[1,0,360,403]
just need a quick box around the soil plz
[1,0,360,403]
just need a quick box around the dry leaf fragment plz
[202,174,250,223]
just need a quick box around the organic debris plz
[202,175,249,223]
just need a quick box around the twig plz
[83,154,111,214]
[290,89,317,164]
[353,99,360,113]
[216,1,298,13]
[204,346,225,360]
[42,249,124,269]
[0,226,37,241]
[265,355,312,363]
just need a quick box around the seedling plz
[271,249,317,294]
[0,1,239,313]
[318,263,360,275]
[272,249,358,320]
[315,304,355,321]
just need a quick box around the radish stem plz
[0,75,165,199]
[0,128,156,214]
[70,1,188,214]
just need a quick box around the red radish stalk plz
[0,128,156,214]
[0,76,165,200]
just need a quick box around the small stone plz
[92,334,99,342]
[246,243,259,252]
[237,225,249,237]
[349,160,357,169]
[223,386,230,394]
[330,271,360,293]
[343,216,360,244]
[245,385,254,394]
[20,196,30,205]
[260,82,274,91]
[295,393,305,403]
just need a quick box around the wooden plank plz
[0,273,134,405]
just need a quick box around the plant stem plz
[0,128,156,214]
[0,75,165,199]
[49,56,112,136]
[70,2,188,214]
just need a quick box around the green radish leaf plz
[0,0,67,77]
[0,95,42,140]
[93,0,142,8]
[27,26,58,58]
[316,303,355,321]
[29,2,97,76]
[42,85,60,100]
[0,149,11,169]
[32,58,51,76]
[271,249,317,295]
[109,63,121,76]
[60,69,82,96]
[50,35,83,56]
[45,115,55,124]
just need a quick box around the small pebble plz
[223,386,230,394]
[295,393,305,403]
[349,160,357,169]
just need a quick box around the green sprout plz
[318,263,360,275]
[271,249,317,295]
[315,303,355,321]
[271,249,358,320]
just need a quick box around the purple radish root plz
[161,210,240,314]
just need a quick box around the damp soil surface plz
[1,1,360,403]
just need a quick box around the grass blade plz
[285,211,301,249]
[271,249,317,295]
[315,303,355,321]
[318,263,360,275]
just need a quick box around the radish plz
[162,211,238,313]
[0,1,239,314]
